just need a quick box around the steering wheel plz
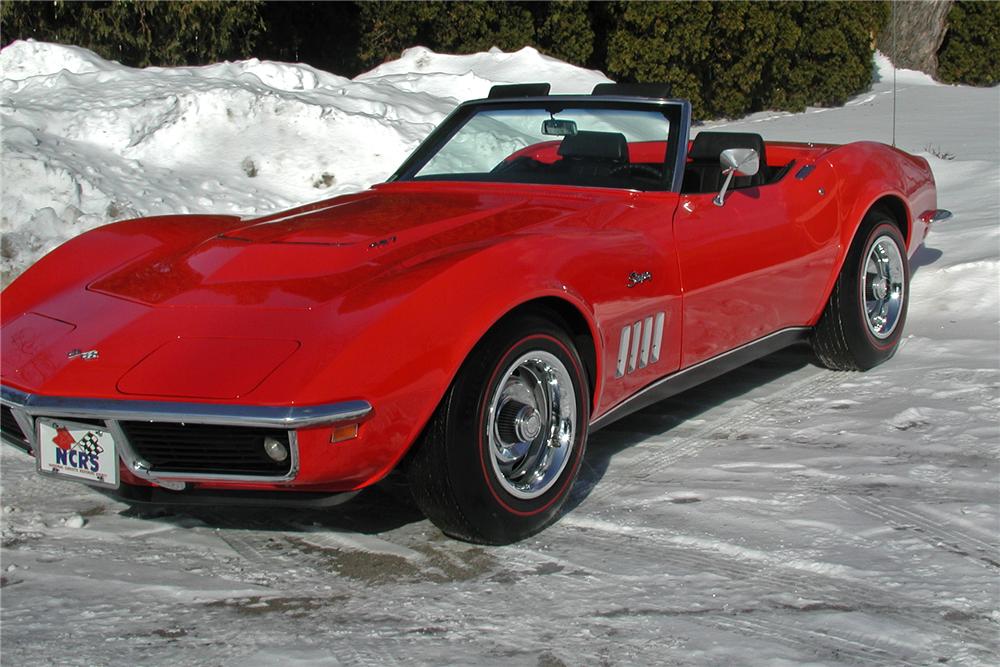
[609,163,664,180]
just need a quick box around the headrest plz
[488,83,551,98]
[557,131,629,161]
[592,82,672,98]
[689,131,765,161]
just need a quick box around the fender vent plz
[616,312,666,377]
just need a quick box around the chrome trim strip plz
[0,386,371,428]
[591,327,810,431]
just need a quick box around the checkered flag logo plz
[76,431,104,457]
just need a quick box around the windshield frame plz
[389,96,691,193]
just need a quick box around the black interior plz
[434,129,668,189]
[682,131,767,193]
[679,131,798,194]
[553,130,629,179]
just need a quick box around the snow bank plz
[0,41,610,285]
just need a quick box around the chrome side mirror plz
[713,148,760,207]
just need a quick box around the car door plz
[588,191,684,415]
[672,166,840,368]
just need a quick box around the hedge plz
[938,1,1000,87]
[2,0,995,121]
[606,1,887,119]
[0,0,264,68]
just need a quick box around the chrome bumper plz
[920,208,952,224]
[1,385,372,487]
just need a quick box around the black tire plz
[813,211,909,371]
[408,313,590,544]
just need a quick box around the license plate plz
[36,418,119,488]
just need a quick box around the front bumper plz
[0,384,372,489]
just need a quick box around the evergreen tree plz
[938,1,1000,86]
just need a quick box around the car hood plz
[88,183,609,309]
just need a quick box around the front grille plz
[119,421,293,477]
[1,405,30,448]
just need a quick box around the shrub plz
[938,1,1000,86]
[536,1,596,66]
[356,1,535,69]
[0,0,264,67]
[606,1,887,120]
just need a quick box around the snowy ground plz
[2,45,998,666]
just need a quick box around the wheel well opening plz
[870,196,909,244]
[503,298,597,401]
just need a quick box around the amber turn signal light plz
[330,423,359,444]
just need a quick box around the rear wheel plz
[813,211,909,370]
[408,313,589,544]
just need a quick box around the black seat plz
[683,131,767,193]
[556,131,629,180]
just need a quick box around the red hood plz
[88,183,611,309]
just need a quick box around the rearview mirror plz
[714,148,759,206]
[542,119,578,136]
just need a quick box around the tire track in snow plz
[832,495,1000,569]
[552,519,995,654]
[703,614,928,666]
[580,368,843,508]
[329,644,408,667]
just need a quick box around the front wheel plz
[408,313,590,544]
[813,212,909,371]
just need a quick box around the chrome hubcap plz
[487,350,577,500]
[861,235,905,339]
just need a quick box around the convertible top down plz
[1,83,949,544]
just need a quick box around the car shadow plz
[562,343,818,515]
[118,482,426,536]
[909,243,943,276]
[118,344,819,540]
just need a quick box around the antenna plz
[891,0,897,147]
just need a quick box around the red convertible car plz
[1,83,949,544]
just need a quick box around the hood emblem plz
[626,271,652,288]
[67,349,99,361]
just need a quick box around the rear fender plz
[811,143,936,323]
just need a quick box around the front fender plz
[2,214,244,322]
[276,231,610,490]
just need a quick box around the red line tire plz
[813,211,909,371]
[408,313,590,544]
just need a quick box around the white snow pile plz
[0,41,610,285]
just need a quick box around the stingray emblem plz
[626,271,652,288]
[368,235,397,250]
[67,349,99,361]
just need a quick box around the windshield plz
[398,102,679,191]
